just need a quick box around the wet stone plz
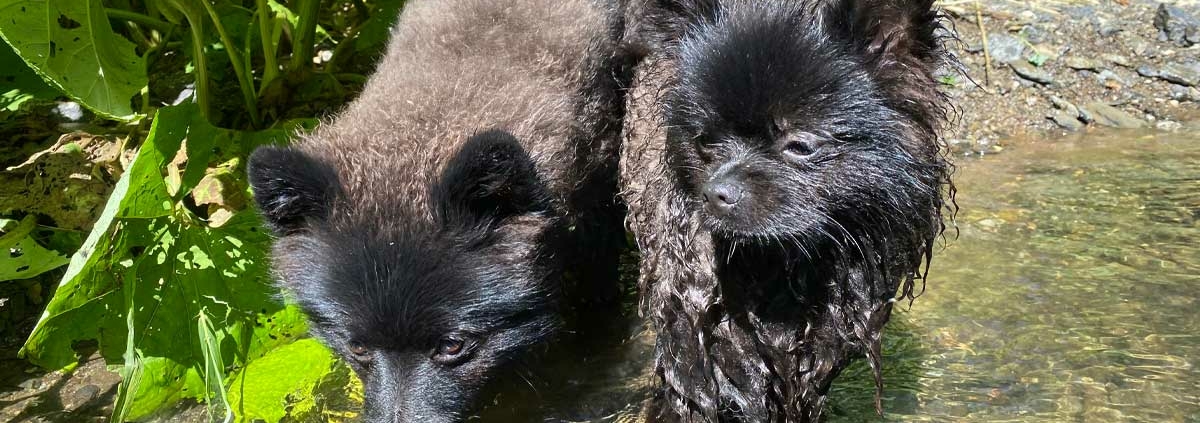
[1155,62,1200,87]
[1048,110,1085,131]
[1049,96,1080,117]
[1010,61,1056,85]
[1081,102,1145,129]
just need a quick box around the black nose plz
[703,179,744,213]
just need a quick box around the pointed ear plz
[828,0,948,127]
[828,0,944,70]
[247,146,341,234]
[433,130,550,224]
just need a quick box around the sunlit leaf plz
[20,103,310,420]
[0,216,71,281]
[0,39,60,112]
[227,338,360,423]
[0,0,147,121]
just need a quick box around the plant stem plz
[199,0,262,128]
[166,0,212,122]
[105,9,175,33]
[256,0,280,91]
[291,0,321,72]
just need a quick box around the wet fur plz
[620,0,955,421]
[248,1,630,421]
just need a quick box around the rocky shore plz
[939,0,1200,155]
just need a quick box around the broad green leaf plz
[0,0,147,121]
[20,103,309,420]
[0,216,71,281]
[0,39,60,112]
[227,338,360,423]
[354,0,404,53]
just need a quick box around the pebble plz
[1169,84,1199,102]
[1103,54,1132,68]
[18,379,43,390]
[1022,25,1050,44]
[1048,110,1085,131]
[1156,120,1183,132]
[1010,61,1056,85]
[1155,62,1200,87]
[1081,103,1145,129]
[1097,23,1122,37]
[987,34,1027,63]
[1137,65,1160,78]
[1097,70,1127,86]
[64,384,102,411]
[1155,4,1200,47]
[1065,56,1103,71]
[1049,96,1080,117]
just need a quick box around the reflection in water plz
[484,131,1200,422]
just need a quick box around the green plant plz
[0,0,404,421]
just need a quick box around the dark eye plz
[347,342,372,364]
[432,335,473,365]
[782,137,825,162]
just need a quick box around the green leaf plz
[354,1,404,53]
[0,216,71,281]
[0,0,147,121]
[0,39,60,112]
[227,338,360,423]
[20,103,308,420]
[198,308,233,423]
[1028,52,1049,68]
[266,0,331,45]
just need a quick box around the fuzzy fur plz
[247,1,630,421]
[619,0,955,421]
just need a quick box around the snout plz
[703,174,746,215]
[360,358,474,423]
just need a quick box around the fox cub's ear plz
[827,0,943,69]
[248,146,341,234]
[433,129,551,225]
[827,0,949,128]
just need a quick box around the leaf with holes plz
[0,0,146,121]
[0,39,60,112]
[20,103,313,420]
[0,216,71,282]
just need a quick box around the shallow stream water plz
[514,130,1200,423]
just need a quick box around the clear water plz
[486,130,1200,422]
[831,131,1200,422]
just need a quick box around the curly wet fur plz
[620,0,956,421]
[248,1,631,421]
